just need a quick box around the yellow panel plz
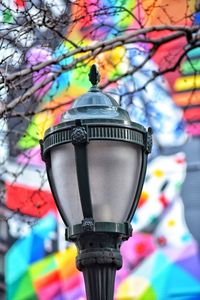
[174,75,200,92]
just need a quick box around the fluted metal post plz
[66,221,132,300]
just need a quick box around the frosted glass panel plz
[88,141,142,222]
[50,140,142,225]
[50,144,83,226]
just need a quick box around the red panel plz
[5,182,57,218]
[184,107,200,122]
[34,270,60,290]
[15,0,25,7]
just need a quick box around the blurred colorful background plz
[1,0,200,299]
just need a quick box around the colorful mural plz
[116,242,200,299]
[173,45,200,253]
[174,47,200,136]
[6,214,84,300]
[1,0,200,299]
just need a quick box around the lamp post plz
[40,65,152,300]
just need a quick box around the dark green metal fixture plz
[40,64,152,300]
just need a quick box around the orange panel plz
[173,91,200,106]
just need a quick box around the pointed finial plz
[89,64,100,86]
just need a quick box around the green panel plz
[140,286,157,300]
[181,59,200,74]
[30,254,57,280]
[7,273,36,300]
[7,281,19,300]
[3,9,13,23]
[18,120,40,149]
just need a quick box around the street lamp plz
[40,65,152,300]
